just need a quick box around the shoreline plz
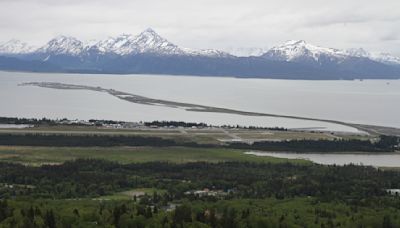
[245,151,400,168]
[19,81,400,136]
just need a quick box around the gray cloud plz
[381,32,400,41]
[0,0,399,56]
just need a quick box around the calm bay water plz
[0,124,32,129]
[1,71,399,132]
[245,151,400,167]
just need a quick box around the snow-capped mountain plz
[184,48,231,58]
[346,48,400,66]
[94,29,184,56]
[262,40,348,63]
[92,28,229,57]
[36,35,85,56]
[263,41,400,67]
[1,31,399,65]
[372,53,400,66]
[1,30,399,79]
[92,34,134,55]
[0,39,36,55]
[18,28,232,70]
[29,28,230,58]
[345,48,370,58]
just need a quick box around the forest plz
[1,159,400,227]
[0,117,58,126]
[2,159,400,200]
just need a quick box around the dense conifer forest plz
[1,159,400,227]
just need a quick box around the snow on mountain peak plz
[140,28,159,37]
[130,28,184,55]
[346,48,370,58]
[0,28,231,58]
[370,52,400,65]
[262,40,400,66]
[91,28,228,57]
[0,39,36,54]
[263,40,348,62]
[345,48,400,65]
[92,29,183,55]
[2,33,399,66]
[223,47,269,57]
[94,34,135,55]
[38,35,84,56]
[83,39,99,47]
[182,48,231,58]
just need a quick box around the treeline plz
[88,119,125,125]
[0,133,398,152]
[1,198,400,228]
[0,117,57,125]
[0,116,288,131]
[229,135,400,152]
[221,125,287,131]
[0,134,201,147]
[246,126,287,131]
[144,120,209,128]
[0,117,90,126]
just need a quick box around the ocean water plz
[1,71,399,132]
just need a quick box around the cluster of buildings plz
[386,189,400,196]
[55,119,143,129]
[184,188,231,198]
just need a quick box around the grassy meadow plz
[0,146,310,166]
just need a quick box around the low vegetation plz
[0,146,305,166]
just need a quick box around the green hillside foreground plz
[0,132,399,227]
[1,159,400,227]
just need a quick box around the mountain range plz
[1,28,399,79]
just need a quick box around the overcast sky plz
[0,0,399,55]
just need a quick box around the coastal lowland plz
[0,117,400,226]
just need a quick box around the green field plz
[96,188,168,200]
[0,146,311,166]
[0,124,372,145]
